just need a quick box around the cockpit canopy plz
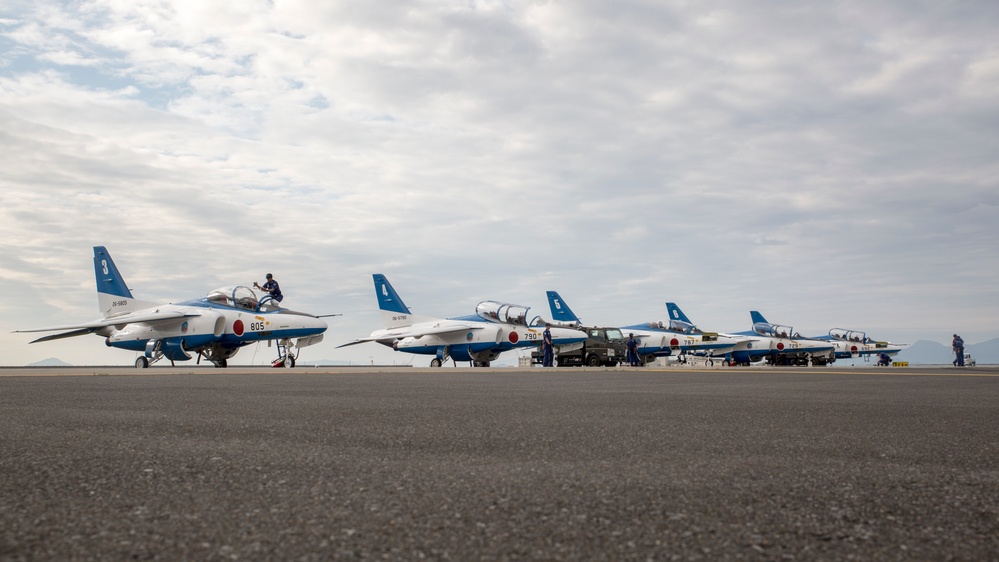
[754,322,795,339]
[206,285,283,312]
[640,320,699,333]
[829,329,867,343]
[669,319,700,334]
[476,301,530,325]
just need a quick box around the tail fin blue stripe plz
[546,291,580,323]
[373,274,411,314]
[665,302,691,323]
[93,246,133,298]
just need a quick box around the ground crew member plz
[626,333,640,366]
[542,323,554,367]
[254,273,283,303]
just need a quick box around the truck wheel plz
[586,354,602,367]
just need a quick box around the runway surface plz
[2,366,997,560]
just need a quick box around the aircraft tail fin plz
[543,291,584,328]
[373,274,419,328]
[546,291,583,326]
[93,246,145,317]
[750,310,769,325]
[665,302,692,324]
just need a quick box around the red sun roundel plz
[850,345,858,352]
[670,338,679,347]
[776,342,785,351]
[233,319,244,336]
[508,332,519,344]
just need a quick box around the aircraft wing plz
[15,310,200,343]
[26,327,103,344]
[388,323,485,339]
[337,323,486,348]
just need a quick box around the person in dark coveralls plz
[626,333,640,367]
[952,334,965,367]
[254,273,283,303]
[542,323,555,367]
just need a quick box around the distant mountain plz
[27,357,74,367]
[968,338,999,365]
[897,338,998,365]
[897,341,951,364]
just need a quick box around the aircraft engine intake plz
[160,339,193,361]
[187,311,226,338]
[485,325,504,345]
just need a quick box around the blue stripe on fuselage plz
[108,333,228,353]
[394,341,499,356]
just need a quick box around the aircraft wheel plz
[135,356,149,369]
[283,356,295,368]
[430,358,442,368]
[215,359,228,368]
[706,359,714,367]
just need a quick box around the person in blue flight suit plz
[626,333,640,367]
[952,334,965,367]
[254,273,283,303]
[542,323,554,367]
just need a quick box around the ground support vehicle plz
[532,326,626,367]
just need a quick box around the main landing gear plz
[134,350,176,368]
[196,348,230,368]
[428,347,490,368]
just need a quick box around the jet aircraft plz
[16,246,328,368]
[338,274,588,367]
[811,328,909,361]
[620,301,742,363]
[624,306,837,366]
[722,311,837,366]
[545,292,739,365]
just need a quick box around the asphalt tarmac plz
[1,366,997,561]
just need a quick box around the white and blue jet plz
[810,328,909,361]
[720,311,837,366]
[546,292,740,365]
[338,274,587,367]
[620,301,742,363]
[16,246,328,368]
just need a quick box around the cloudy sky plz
[2,0,997,367]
